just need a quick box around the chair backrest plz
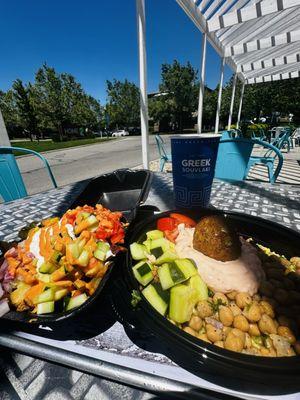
[155,134,168,159]
[215,137,255,181]
[0,153,28,201]
[0,146,57,202]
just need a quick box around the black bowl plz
[117,208,300,392]
[1,169,152,325]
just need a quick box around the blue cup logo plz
[171,136,220,208]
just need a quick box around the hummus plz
[175,224,264,295]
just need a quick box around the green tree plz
[106,79,140,129]
[158,60,198,132]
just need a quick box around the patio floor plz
[148,145,300,185]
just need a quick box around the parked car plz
[112,129,129,137]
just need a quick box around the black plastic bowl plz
[1,169,152,325]
[119,208,300,391]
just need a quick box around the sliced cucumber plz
[66,293,88,311]
[188,275,208,302]
[173,258,197,279]
[169,284,198,323]
[76,249,89,267]
[67,242,80,259]
[86,215,98,226]
[146,230,164,240]
[150,238,170,252]
[54,288,69,301]
[94,249,106,261]
[150,247,163,258]
[35,287,55,304]
[158,262,187,290]
[155,250,178,265]
[37,301,55,314]
[37,273,51,283]
[80,211,91,219]
[97,241,110,252]
[130,243,147,260]
[142,282,169,316]
[142,239,152,253]
[133,261,153,286]
[39,261,56,274]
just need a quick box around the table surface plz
[1,172,300,400]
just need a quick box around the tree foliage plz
[106,79,140,129]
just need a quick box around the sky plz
[0,0,233,104]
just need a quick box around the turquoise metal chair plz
[215,137,283,183]
[155,134,172,172]
[0,146,57,202]
[271,129,291,152]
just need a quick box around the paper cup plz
[171,134,221,208]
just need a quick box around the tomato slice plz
[164,228,179,243]
[169,213,197,227]
[157,217,177,232]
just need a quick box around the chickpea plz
[213,292,228,306]
[188,315,203,332]
[244,333,252,349]
[293,340,300,355]
[244,302,261,322]
[236,292,252,309]
[290,257,300,269]
[259,281,274,297]
[198,333,211,343]
[260,347,270,356]
[259,300,275,318]
[222,326,232,337]
[233,315,249,332]
[206,324,223,343]
[219,306,234,327]
[227,291,237,300]
[261,296,278,310]
[228,302,242,317]
[267,268,284,280]
[224,329,245,352]
[197,300,213,318]
[249,323,260,336]
[277,326,296,344]
[274,288,290,305]
[258,314,277,335]
[183,326,197,337]
[214,340,224,348]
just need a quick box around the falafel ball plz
[193,215,241,262]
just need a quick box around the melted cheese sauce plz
[175,225,264,295]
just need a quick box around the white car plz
[112,129,129,137]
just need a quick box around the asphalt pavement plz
[16,135,170,195]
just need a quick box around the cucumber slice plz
[150,247,163,258]
[80,211,91,219]
[142,282,169,315]
[188,275,208,302]
[173,258,197,279]
[37,273,51,283]
[66,293,88,311]
[150,238,170,252]
[94,249,106,261]
[37,301,55,314]
[54,289,69,301]
[39,262,56,274]
[130,243,147,260]
[158,262,187,290]
[169,284,198,323]
[133,261,153,286]
[97,241,110,252]
[146,230,164,240]
[67,242,80,259]
[155,250,178,265]
[86,215,98,226]
[35,287,55,304]
[76,249,89,267]
[142,239,151,253]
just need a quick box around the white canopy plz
[176,0,300,84]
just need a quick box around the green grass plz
[12,137,112,154]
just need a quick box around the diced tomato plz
[164,228,179,243]
[157,217,177,232]
[169,213,196,227]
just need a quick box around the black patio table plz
[0,172,300,400]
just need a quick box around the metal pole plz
[227,73,237,129]
[197,32,207,134]
[236,81,245,129]
[214,56,225,133]
[0,109,10,146]
[136,0,149,169]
